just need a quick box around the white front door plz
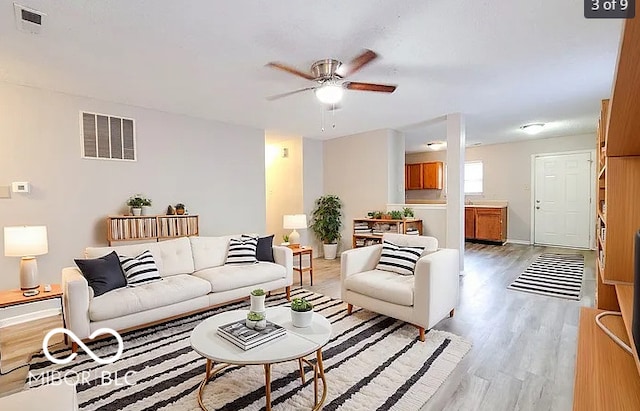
[534,152,592,248]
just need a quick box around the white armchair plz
[341,233,459,341]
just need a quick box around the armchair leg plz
[418,327,425,342]
[347,303,353,315]
[71,342,78,353]
[285,286,291,301]
[449,308,455,318]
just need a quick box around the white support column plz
[446,113,465,272]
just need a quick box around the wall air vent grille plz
[80,112,136,161]
[14,3,45,34]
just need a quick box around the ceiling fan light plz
[315,84,344,105]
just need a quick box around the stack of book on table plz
[217,319,286,350]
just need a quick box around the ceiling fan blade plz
[344,81,397,93]
[336,49,378,77]
[265,62,315,80]
[266,87,316,101]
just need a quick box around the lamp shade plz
[315,84,344,105]
[4,226,48,257]
[283,214,308,230]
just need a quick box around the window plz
[464,161,483,194]
[81,111,136,161]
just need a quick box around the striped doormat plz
[27,289,471,410]
[508,253,584,300]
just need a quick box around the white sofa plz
[62,236,293,343]
[341,233,459,341]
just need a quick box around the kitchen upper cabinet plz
[405,162,444,190]
[422,162,444,189]
[405,163,423,190]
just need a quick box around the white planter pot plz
[291,309,313,328]
[245,318,257,329]
[141,206,152,216]
[254,319,267,330]
[131,207,142,216]
[250,294,266,313]
[323,243,338,260]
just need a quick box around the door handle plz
[536,200,540,203]
[536,206,540,210]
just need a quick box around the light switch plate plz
[0,186,10,198]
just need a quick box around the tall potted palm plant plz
[310,194,342,259]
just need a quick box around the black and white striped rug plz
[27,289,470,411]
[507,253,585,300]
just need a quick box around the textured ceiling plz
[0,1,622,150]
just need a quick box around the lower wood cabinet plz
[465,206,507,244]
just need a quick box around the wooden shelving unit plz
[352,218,423,248]
[107,215,199,245]
[574,17,640,410]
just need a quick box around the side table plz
[0,284,64,376]
[291,246,313,286]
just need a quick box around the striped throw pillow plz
[225,236,258,265]
[375,240,425,276]
[119,250,162,287]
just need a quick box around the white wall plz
[405,133,596,242]
[302,138,324,255]
[0,82,266,289]
[265,136,304,244]
[324,129,395,251]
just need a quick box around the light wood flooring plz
[304,242,594,411]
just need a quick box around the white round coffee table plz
[190,306,332,411]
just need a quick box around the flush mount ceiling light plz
[314,83,344,105]
[426,141,447,151]
[520,123,545,135]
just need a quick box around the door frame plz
[529,149,596,249]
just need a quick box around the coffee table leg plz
[205,359,212,380]
[264,363,272,411]
[298,358,306,383]
[312,348,328,411]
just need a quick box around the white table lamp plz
[283,214,307,247]
[4,226,48,290]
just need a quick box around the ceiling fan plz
[265,49,397,104]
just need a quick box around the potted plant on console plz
[310,194,342,260]
[127,194,146,216]
[290,298,313,328]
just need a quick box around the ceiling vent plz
[14,3,46,34]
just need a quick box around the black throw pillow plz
[257,235,275,262]
[243,234,275,263]
[74,251,127,297]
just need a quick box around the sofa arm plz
[413,248,460,329]
[62,267,91,340]
[273,246,293,284]
[341,244,383,280]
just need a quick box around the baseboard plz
[506,239,531,245]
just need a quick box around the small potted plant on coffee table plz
[250,288,266,313]
[290,297,313,328]
[246,311,266,329]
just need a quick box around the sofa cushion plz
[194,262,286,293]
[190,235,236,271]
[119,250,162,287]
[225,237,258,265]
[86,237,194,277]
[344,269,414,306]
[376,240,424,276]
[74,251,127,297]
[88,274,211,322]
